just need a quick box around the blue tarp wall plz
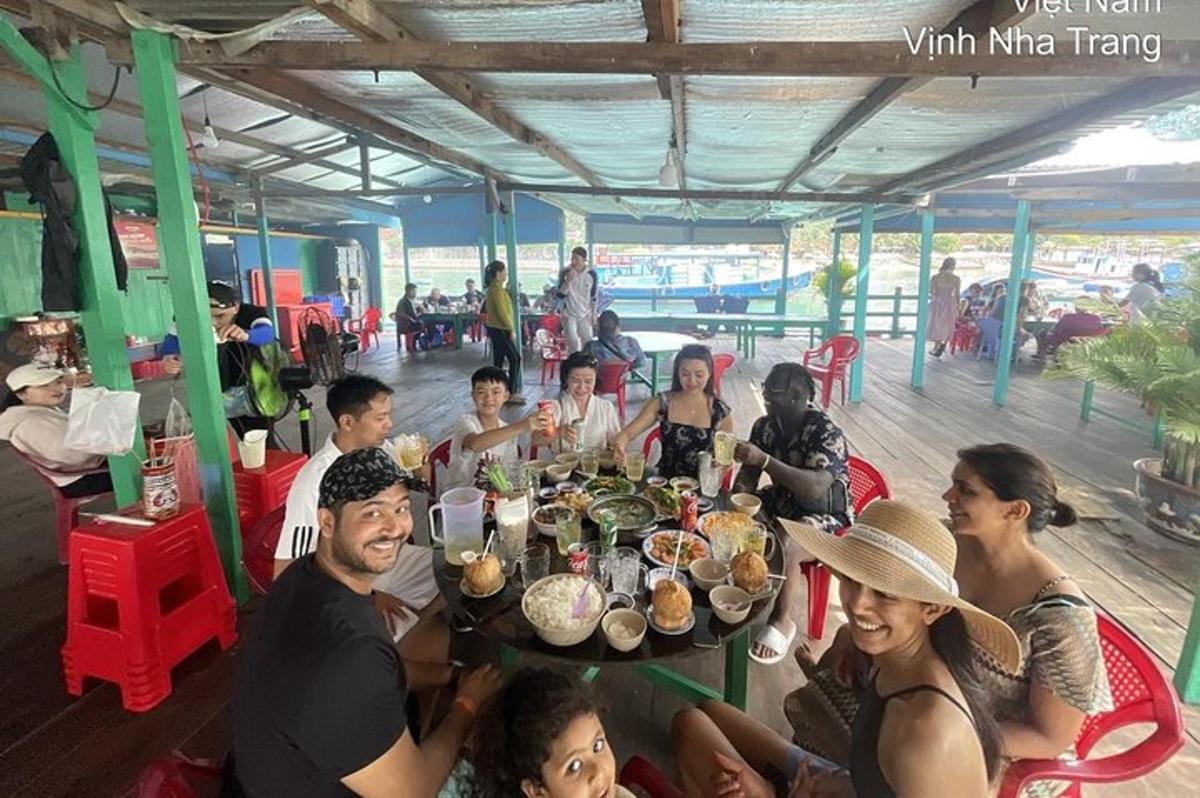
[397,193,564,248]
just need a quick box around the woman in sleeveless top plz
[673,500,1018,798]
[612,344,731,479]
[788,445,1111,795]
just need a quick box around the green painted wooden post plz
[776,228,792,316]
[849,207,874,403]
[993,200,1031,407]
[402,233,412,287]
[826,230,843,338]
[1023,231,1037,278]
[1177,599,1200,703]
[132,30,246,601]
[503,192,523,391]
[1080,381,1095,421]
[0,29,145,504]
[889,287,903,339]
[253,183,278,328]
[911,212,935,389]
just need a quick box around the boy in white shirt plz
[445,367,549,494]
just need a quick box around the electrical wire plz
[47,59,122,112]
[181,115,212,225]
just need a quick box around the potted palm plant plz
[1050,268,1200,543]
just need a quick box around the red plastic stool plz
[232,450,307,532]
[800,560,833,640]
[62,504,237,712]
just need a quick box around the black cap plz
[207,281,240,309]
[318,447,425,509]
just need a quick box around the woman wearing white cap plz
[0,363,111,497]
[672,500,1019,798]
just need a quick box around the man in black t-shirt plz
[230,448,499,797]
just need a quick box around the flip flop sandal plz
[749,621,796,666]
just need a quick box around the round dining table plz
[630,331,697,391]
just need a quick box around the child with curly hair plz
[467,667,635,798]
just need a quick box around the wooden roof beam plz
[642,0,687,198]
[305,0,641,218]
[137,39,1200,78]
[776,0,1033,193]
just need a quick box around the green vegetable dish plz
[583,476,636,497]
[644,485,681,520]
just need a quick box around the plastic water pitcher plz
[428,487,486,566]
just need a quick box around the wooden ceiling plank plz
[304,0,404,43]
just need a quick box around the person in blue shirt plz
[583,310,646,369]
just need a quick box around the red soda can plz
[537,399,557,438]
[566,542,589,574]
[679,491,699,533]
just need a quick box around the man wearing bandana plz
[230,448,501,797]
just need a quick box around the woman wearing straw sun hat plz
[673,500,1019,798]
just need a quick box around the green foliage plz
[811,259,856,296]
[1049,270,1200,484]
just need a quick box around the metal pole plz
[911,211,935,389]
[503,191,523,392]
[484,192,499,263]
[401,228,412,286]
[993,199,1031,407]
[252,179,278,328]
[826,229,843,338]
[132,29,246,600]
[849,206,874,403]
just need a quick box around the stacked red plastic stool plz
[232,450,308,532]
[61,504,237,712]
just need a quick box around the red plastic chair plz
[998,612,1185,797]
[541,313,563,335]
[536,328,568,385]
[241,505,285,595]
[595,361,631,422]
[642,427,734,491]
[9,447,112,565]
[428,438,452,499]
[801,334,860,409]
[801,455,892,640]
[346,307,382,352]
[949,319,980,356]
[619,756,684,798]
[712,352,736,396]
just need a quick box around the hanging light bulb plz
[422,194,433,204]
[200,92,219,149]
[658,148,678,188]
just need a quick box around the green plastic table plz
[630,331,696,390]
[619,313,826,358]
[422,311,477,350]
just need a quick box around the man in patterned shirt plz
[734,362,852,665]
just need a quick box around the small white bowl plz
[602,608,647,652]
[545,463,574,482]
[689,558,729,592]
[670,477,700,492]
[709,585,753,625]
[730,493,762,517]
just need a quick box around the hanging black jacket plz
[18,132,128,311]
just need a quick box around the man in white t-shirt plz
[556,246,598,354]
[274,375,439,641]
[444,366,548,494]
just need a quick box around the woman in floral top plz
[613,344,732,479]
[732,362,852,664]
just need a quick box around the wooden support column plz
[849,207,874,403]
[0,23,144,504]
[358,136,371,191]
[131,29,246,600]
[776,227,791,317]
[826,230,842,338]
[1023,229,1037,277]
[478,238,487,283]
[993,199,1031,407]
[1177,593,1200,702]
[502,191,523,392]
[558,238,566,273]
[911,211,935,389]
[401,231,412,287]
[484,191,500,264]
[252,180,278,328]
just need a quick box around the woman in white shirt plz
[533,352,621,456]
[1124,262,1164,324]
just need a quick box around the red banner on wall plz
[114,216,159,270]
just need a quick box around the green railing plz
[835,287,921,338]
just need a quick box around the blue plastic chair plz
[976,318,1020,362]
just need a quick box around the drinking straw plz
[668,530,685,582]
[482,529,496,558]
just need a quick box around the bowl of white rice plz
[521,573,608,647]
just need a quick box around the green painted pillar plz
[1023,230,1037,278]
[1177,601,1200,703]
[478,238,487,283]
[776,228,791,316]
[502,191,523,392]
[252,182,278,328]
[132,30,246,601]
[402,232,412,287]
[0,28,145,504]
[993,200,1032,407]
[849,206,874,403]
[911,211,935,389]
[826,229,843,338]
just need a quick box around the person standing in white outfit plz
[557,246,598,353]
[1123,262,1164,324]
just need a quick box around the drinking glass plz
[609,547,648,596]
[710,529,738,565]
[713,431,736,467]
[396,434,426,470]
[698,460,722,498]
[496,518,527,577]
[624,450,646,482]
[579,449,600,478]
[517,543,550,589]
[741,522,772,559]
[554,508,582,556]
[583,541,610,588]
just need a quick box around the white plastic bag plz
[64,386,141,455]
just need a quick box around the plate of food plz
[669,477,700,492]
[643,484,682,520]
[584,475,636,497]
[588,494,658,532]
[696,510,755,541]
[555,490,593,515]
[532,503,577,537]
[643,530,711,569]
